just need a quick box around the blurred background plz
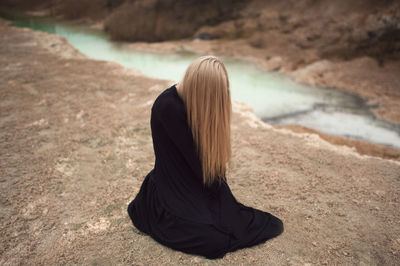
[1,0,399,62]
[1,0,399,152]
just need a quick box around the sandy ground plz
[1,19,400,265]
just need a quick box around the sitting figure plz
[128,55,283,259]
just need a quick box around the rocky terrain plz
[2,0,399,61]
[1,18,400,265]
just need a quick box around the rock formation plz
[1,0,399,63]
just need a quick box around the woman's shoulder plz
[152,84,184,115]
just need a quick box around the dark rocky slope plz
[1,0,399,63]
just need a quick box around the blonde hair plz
[180,55,232,186]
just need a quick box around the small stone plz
[192,257,201,263]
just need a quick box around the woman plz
[128,55,283,259]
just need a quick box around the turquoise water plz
[7,16,400,149]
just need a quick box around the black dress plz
[128,85,283,259]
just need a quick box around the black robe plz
[128,85,283,259]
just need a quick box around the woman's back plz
[128,83,283,259]
[148,85,217,224]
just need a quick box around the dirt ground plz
[1,20,400,265]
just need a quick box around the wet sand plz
[1,19,400,265]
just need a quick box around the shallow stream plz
[4,14,400,149]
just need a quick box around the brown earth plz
[5,0,398,64]
[1,19,400,265]
[1,0,399,63]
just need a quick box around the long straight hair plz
[180,55,232,186]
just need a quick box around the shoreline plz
[2,8,399,124]
[1,12,399,160]
[0,2,399,126]
[123,38,400,124]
